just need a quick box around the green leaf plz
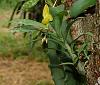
[51,16,63,37]
[22,0,40,11]
[70,0,96,18]
[11,19,46,29]
[50,5,65,16]
[61,0,65,3]
[60,20,68,40]
[45,0,53,6]
[65,21,75,44]
[48,36,64,49]
[77,41,88,57]
[11,25,35,32]
[48,40,65,85]
[85,32,93,36]
[66,29,73,44]
[77,61,86,75]
[71,32,93,45]
[84,50,89,60]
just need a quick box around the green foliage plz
[11,19,46,30]
[9,0,96,85]
[22,0,40,11]
[0,0,19,9]
[0,33,26,57]
[70,0,96,18]
[45,0,53,6]
[0,32,47,61]
[50,5,65,16]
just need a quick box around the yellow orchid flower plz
[42,4,53,25]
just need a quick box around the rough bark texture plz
[65,0,100,84]
[86,1,100,85]
[71,0,100,85]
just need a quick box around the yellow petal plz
[42,4,53,25]
[43,4,49,18]
[48,14,53,21]
[42,17,49,25]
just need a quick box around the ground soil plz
[0,58,53,85]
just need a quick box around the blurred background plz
[0,0,53,85]
[0,0,48,61]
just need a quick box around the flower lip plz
[42,4,53,25]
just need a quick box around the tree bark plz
[71,0,100,85]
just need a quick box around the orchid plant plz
[9,0,96,85]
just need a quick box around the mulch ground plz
[0,57,53,85]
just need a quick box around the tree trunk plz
[71,0,100,85]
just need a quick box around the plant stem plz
[53,0,58,7]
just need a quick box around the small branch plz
[53,0,58,7]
